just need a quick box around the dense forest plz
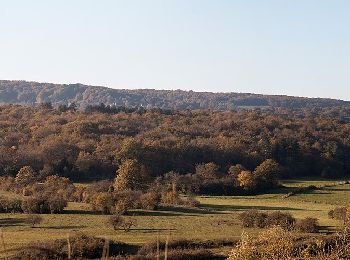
[1,80,350,110]
[0,104,349,195]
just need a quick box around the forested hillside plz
[0,104,349,190]
[1,80,350,110]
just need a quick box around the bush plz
[90,190,160,215]
[87,180,113,194]
[0,197,22,213]
[90,192,114,214]
[113,190,141,215]
[161,190,180,205]
[108,214,125,230]
[20,195,67,214]
[239,210,320,234]
[239,210,267,228]
[108,215,136,232]
[47,195,67,213]
[239,210,296,230]
[121,218,136,232]
[295,218,319,233]
[198,177,235,195]
[328,207,347,221]
[266,211,295,230]
[139,191,159,210]
[21,197,50,214]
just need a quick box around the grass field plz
[0,179,349,256]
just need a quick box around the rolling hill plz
[0,80,349,110]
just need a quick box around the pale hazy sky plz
[0,1,349,100]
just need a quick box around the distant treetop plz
[1,80,349,110]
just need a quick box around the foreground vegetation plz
[0,179,348,258]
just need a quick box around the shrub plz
[21,197,50,214]
[198,177,235,195]
[113,190,141,214]
[295,218,319,233]
[228,227,295,260]
[43,175,75,200]
[266,211,295,230]
[90,192,114,214]
[108,214,125,230]
[87,180,113,194]
[55,234,106,259]
[25,215,43,227]
[47,195,67,213]
[195,162,220,180]
[183,196,200,208]
[239,210,296,230]
[121,218,136,232]
[0,197,22,213]
[328,207,347,221]
[139,191,159,210]
[161,190,180,205]
[107,215,136,232]
[239,210,267,228]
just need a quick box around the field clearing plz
[0,179,348,255]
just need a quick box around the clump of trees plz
[0,167,72,214]
[237,159,280,193]
[239,210,319,233]
[0,197,22,213]
[0,104,349,186]
[90,190,160,215]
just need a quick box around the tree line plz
[1,80,350,110]
[0,104,349,194]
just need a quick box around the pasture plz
[0,179,348,256]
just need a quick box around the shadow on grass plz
[130,211,193,217]
[0,218,25,226]
[200,204,304,212]
[319,225,338,234]
[323,188,350,192]
[63,209,99,215]
[131,206,222,217]
[43,225,87,229]
[127,228,177,233]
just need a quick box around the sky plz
[0,1,349,100]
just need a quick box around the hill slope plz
[0,80,349,110]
